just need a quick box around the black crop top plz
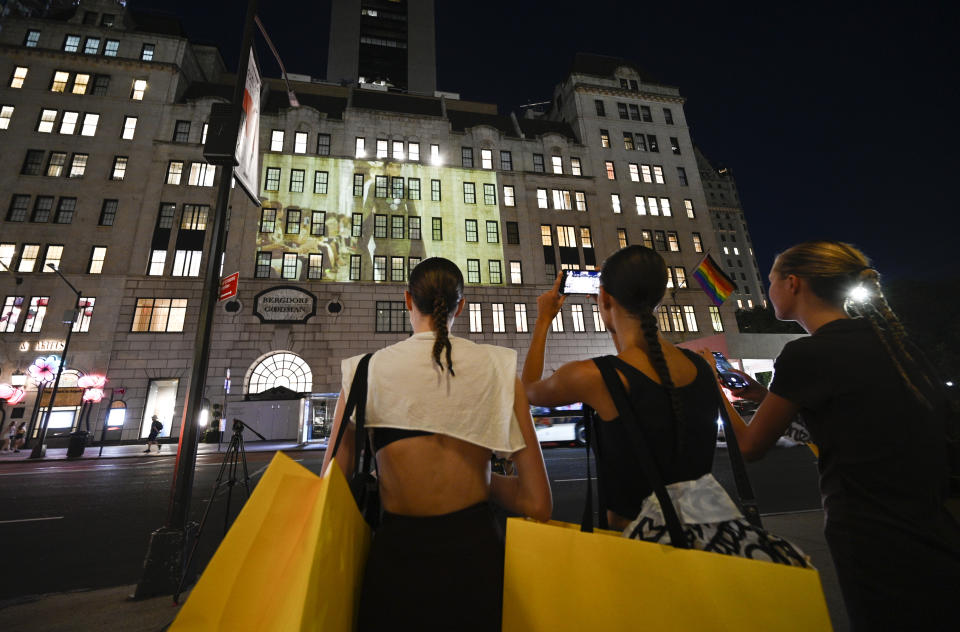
[592,350,721,521]
[371,427,434,452]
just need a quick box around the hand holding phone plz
[711,352,751,390]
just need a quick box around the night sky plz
[134,0,960,282]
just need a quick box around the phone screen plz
[712,352,734,373]
[562,270,601,295]
[712,352,749,389]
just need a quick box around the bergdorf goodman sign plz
[253,286,317,324]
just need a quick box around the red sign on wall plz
[219,272,240,302]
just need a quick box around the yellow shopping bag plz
[502,518,832,631]
[171,453,371,632]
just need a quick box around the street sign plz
[219,272,240,302]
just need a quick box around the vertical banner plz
[234,50,262,204]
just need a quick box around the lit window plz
[0,244,16,271]
[290,132,306,154]
[537,189,548,209]
[18,244,40,272]
[684,199,695,219]
[180,204,208,230]
[104,40,119,56]
[667,232,680,252]
[709,306,723,332]
[289,169,305,192]
[84,37,101,55]
[10,67,28,89]
[42,245,63,271]
[600,129,610,147]
[64,35,80,53]
[172,250,202,277]
[488,260,502,284]
[0,105,13,129]
[408,216,421,240]
[540,225,553,246]
[571,304,585,332]
[246,352,313,394]
[552,155,563,174]
[392,140,404,160]
[148,250,166,275]
[46,152,66,177]
[373,255,386,281]
[390,256,404,282]
[430,144,441,165]
[282,253,299,280]
[132,298,187,333]
[481,149,493,169]
[271,130,284,151]
[285,209,301,234]
[646,197,658,216]
[314,171,329,194]
[38,109,57,133]
[377,139,388,159]
[111,156,128,180]
[408,178,420,200]
[571,157,582,175]
[469,303,482,332]
[463,182,476,204]
[141,44,155,61]
[605,161,616,180]
[670,305,685,332]
[72,74,90,94]
[188,162,215,187]
[355,137,365,158]
[390,215,404,239]
[510,261,522,284]
[166,161,183,185]
[122,116,137,139]
[88,247,107,274]
[552,190,572,210]
[682,306,699,332]
[592,304,606,332]
[25,30,40,48]
[51,71,70,93]
[467,259,480,283]
[80,113,99,136]
[1,295,23,332]
[350,255,361,280]
[611,194,621,214]
[503,185,515,207]
[22,296,48,333]
[660,198,672,217]
[551,311,564,332]
[692,232,703,253]
[131,79,147,100]
[674,267,687,288]
[265,168,280,191]
[69,153,88,178]
[408,142,420,161]
[574,191,587,212]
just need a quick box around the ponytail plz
[431,295,455,376]
[409,257,464,377]
[638,309,686,452]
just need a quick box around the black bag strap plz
[593,356,689,549]
[713,378,763,528]
[331,353,374,480]
[580,405,595,533]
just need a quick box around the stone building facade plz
[0,1,746,445]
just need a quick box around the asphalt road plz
[0,443,820,601]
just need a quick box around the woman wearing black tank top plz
[522,245,719,531]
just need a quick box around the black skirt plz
[357,502,505,632]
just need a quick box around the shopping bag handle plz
[331,353,374,476]
[712,374,763,528]
[593,356,689,549]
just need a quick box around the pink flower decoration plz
[78,375,107,389]
[5,388,25,406]
[0,384,13,399]
[29,355,61,385]
[82,388,104,403]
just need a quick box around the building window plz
[684,199,695,219]
[355,137,365,158]
[425,179,439,203]
[165,161,183,185]
[540,225,553,247]
[1,295,23,332]
[54,198,76,223]
[670,137,681,155]
[373,255,386,281]
[0,105,13,129]
[618,103,629,119]
[137,43,155,61]
[46,152,66,177]
[392,176,405,199]
[173,120,191,143]
[104,40,119,56]
[270,130,284,152]
[510,261,522,284]
[552,190,572,210]
[99,199,118,226]
[487,303,505,333]
[408,178,421,200]
[310,210,326,236]
[683,306,699,332]
[309,170,328,195]
[317,133,330,155]
[172,250,202,277]
[246,352,313,394]
[537,189,548,209]
[68,154,87,178]
[663,108,674,125]
[374,175,388,198]
[375,301,410,333]
[41,245,63,271]
[63,34,81,52]
[37,109,57,133]
[109,156,127,180]
[674,267,687,288]
[71,73,90,94]
[132,298,187,332]
[284,209,301,234]
[375,139,388,159]
[463,302,481,333]
[10,67,29,89]
[430,144,441,164]
[480,149,493,169]
[569,159,582,178]
[0,244,15,273]
[282,253,299,279]
[254,252,271,278]
[294,131,308,154]
[605,161,616,180]
[533,154,545,172]
[569,304,585,332]
[611,194,621,214]
[390,256,404,282]
[130,79,147,101]
[653,230,666,251]
[463,182,476,204]
[148,250,165,276]
[391,215,404,239]
[502,221,518,244]
[351,213,362,238]
[592,304,606,332]
[91,74,110,95]
[374,215,387,238]
[594,99,606,116]
[307,253,323,280]
[629,104,642,121]
[265,167,281,191]
[51,71,70,93]
[350,255,361,280]
[647,135,659,152]
[628,163,640,182]
[514,303,528,332]
[503,185,515,207]
[461,147,473,168]
[259,208,277,233]
[500,150,513,171]
[465,219,478,242]
[6,195,29,222]
[32,197,53,222]
[677,167,688,186]
[466,259,480,283]
[353,173,364,197]
[668,305,684,332]
[550,155,563,175]
[652,165,664,184]
[289,169,305,193]
[187,162,215,187]
[408,216,421,240]
[408,142,420,161]
[25,30,40,47]
[61,111,81,135]
[21,296,48,333]
[660,198,672,217]
[692,232,703,253]
[70,297,95,333]
[431,217,442,241]
[709,306,724,332]
[657,305,671,332]
[488,260,502,284]
[551,311,564,332]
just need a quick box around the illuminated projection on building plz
[257,156,505,283]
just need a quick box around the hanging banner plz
[234,50,262,205]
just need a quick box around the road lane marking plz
[0,516,64,525]
[554,477,589,482]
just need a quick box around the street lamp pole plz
[29,265,81,459]
[135,0,259,598]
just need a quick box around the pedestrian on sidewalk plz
[144,415,163,453]
[1,421,14,451]
[13,422,26,452]
[714,240,960,632]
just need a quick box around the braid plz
[431,295,455,376]
[639,310,685,452]
[849,270,934,409]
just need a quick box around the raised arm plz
[320,388,355,477]
[521,272,565,387]
[489,377,552,522]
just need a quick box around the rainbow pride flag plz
[692,254,737,306]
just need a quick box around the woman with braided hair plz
[717,240,960,631]
[323,257,550,632]
[523,246,723,533]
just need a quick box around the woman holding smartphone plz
[716,240,960,631]
[323,257,551,632]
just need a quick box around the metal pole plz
[29,274,81,459]
[135,0,259,599]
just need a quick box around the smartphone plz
[711,352,750,390]
[561,270,601,295]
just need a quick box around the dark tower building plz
[326,0,437,94]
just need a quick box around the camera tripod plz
[174,418,266,604]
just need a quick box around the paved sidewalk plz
[0,438,328,463]
[0,510,849,631]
